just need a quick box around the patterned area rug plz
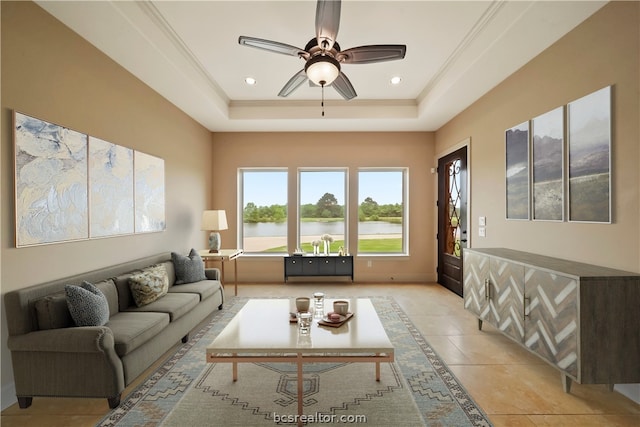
[98,296,492,426]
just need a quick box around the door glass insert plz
[445,159,461,257]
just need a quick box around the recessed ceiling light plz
[390,76,402,85]
[244,77,257,86]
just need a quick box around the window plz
[358,169,407,254]
[238,167,406,256]
[239,169,287,253]
[298,169,347,253]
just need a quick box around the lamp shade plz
[305,55,340,86]
[201,210,228,231]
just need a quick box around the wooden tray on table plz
[318,312,354,328]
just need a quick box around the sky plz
[242,170,403,207]
[533,106,563,139]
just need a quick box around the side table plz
[198,249,243,296]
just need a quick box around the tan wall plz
[436,1,640,273]
[1,2,213,392]
[211,132,435,283]
[1,0,638,406]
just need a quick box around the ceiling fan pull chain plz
[321,82,325,117]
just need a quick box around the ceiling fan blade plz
[338,45,407,64]
[239,36,308,58]
[278,69,308,97]
[331,71,357,100]
[315,0,341,51]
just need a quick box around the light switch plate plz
[479,216,486,226]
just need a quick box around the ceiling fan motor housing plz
[304,38,341,55]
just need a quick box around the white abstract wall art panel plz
[134,151,165,233]
[89,137,134,237]
[14,111,89,246]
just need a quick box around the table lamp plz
[202,210,228,253]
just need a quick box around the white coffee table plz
[206,298,394,425]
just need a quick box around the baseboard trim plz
[615,383,640,404]
[2,382,17,411]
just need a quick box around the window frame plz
[297,167,349,252]
[357,167,409,256]
[236,167,408,257]
[237,167,289,255]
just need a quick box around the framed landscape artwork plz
[505,121,530,220]
[532,107,564,221]
[567,86,611,223]
[14,112,89,247]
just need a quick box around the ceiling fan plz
[238,0,407,101]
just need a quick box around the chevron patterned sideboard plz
[463,248,640,393]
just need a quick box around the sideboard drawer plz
[284,257,303,276]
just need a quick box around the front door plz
[437,146,468,296]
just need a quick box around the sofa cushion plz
[161,260,177,286]
[34,292,73,330]
[172,249,207,285]
[65,282,110,327]
[124,292,199,322]
[92,279,119,317]
[167,280,221,301]
[128,264,169,307]
[106,311,170,357]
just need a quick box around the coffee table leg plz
[234,257,238,296]
[233,353,238,381]
[297,353,303,427]
[375,353,381,381]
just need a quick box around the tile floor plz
[2,283,639,426]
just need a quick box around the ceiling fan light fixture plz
[305,54,340,86]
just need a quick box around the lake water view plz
[243,221,402,237]
[242,221,402,252]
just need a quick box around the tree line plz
[243,193,402,223]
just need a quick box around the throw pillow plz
[65,281,110,327]
[128,264,169,307]
[172,248,207,285]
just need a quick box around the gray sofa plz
[4,252,224,409]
